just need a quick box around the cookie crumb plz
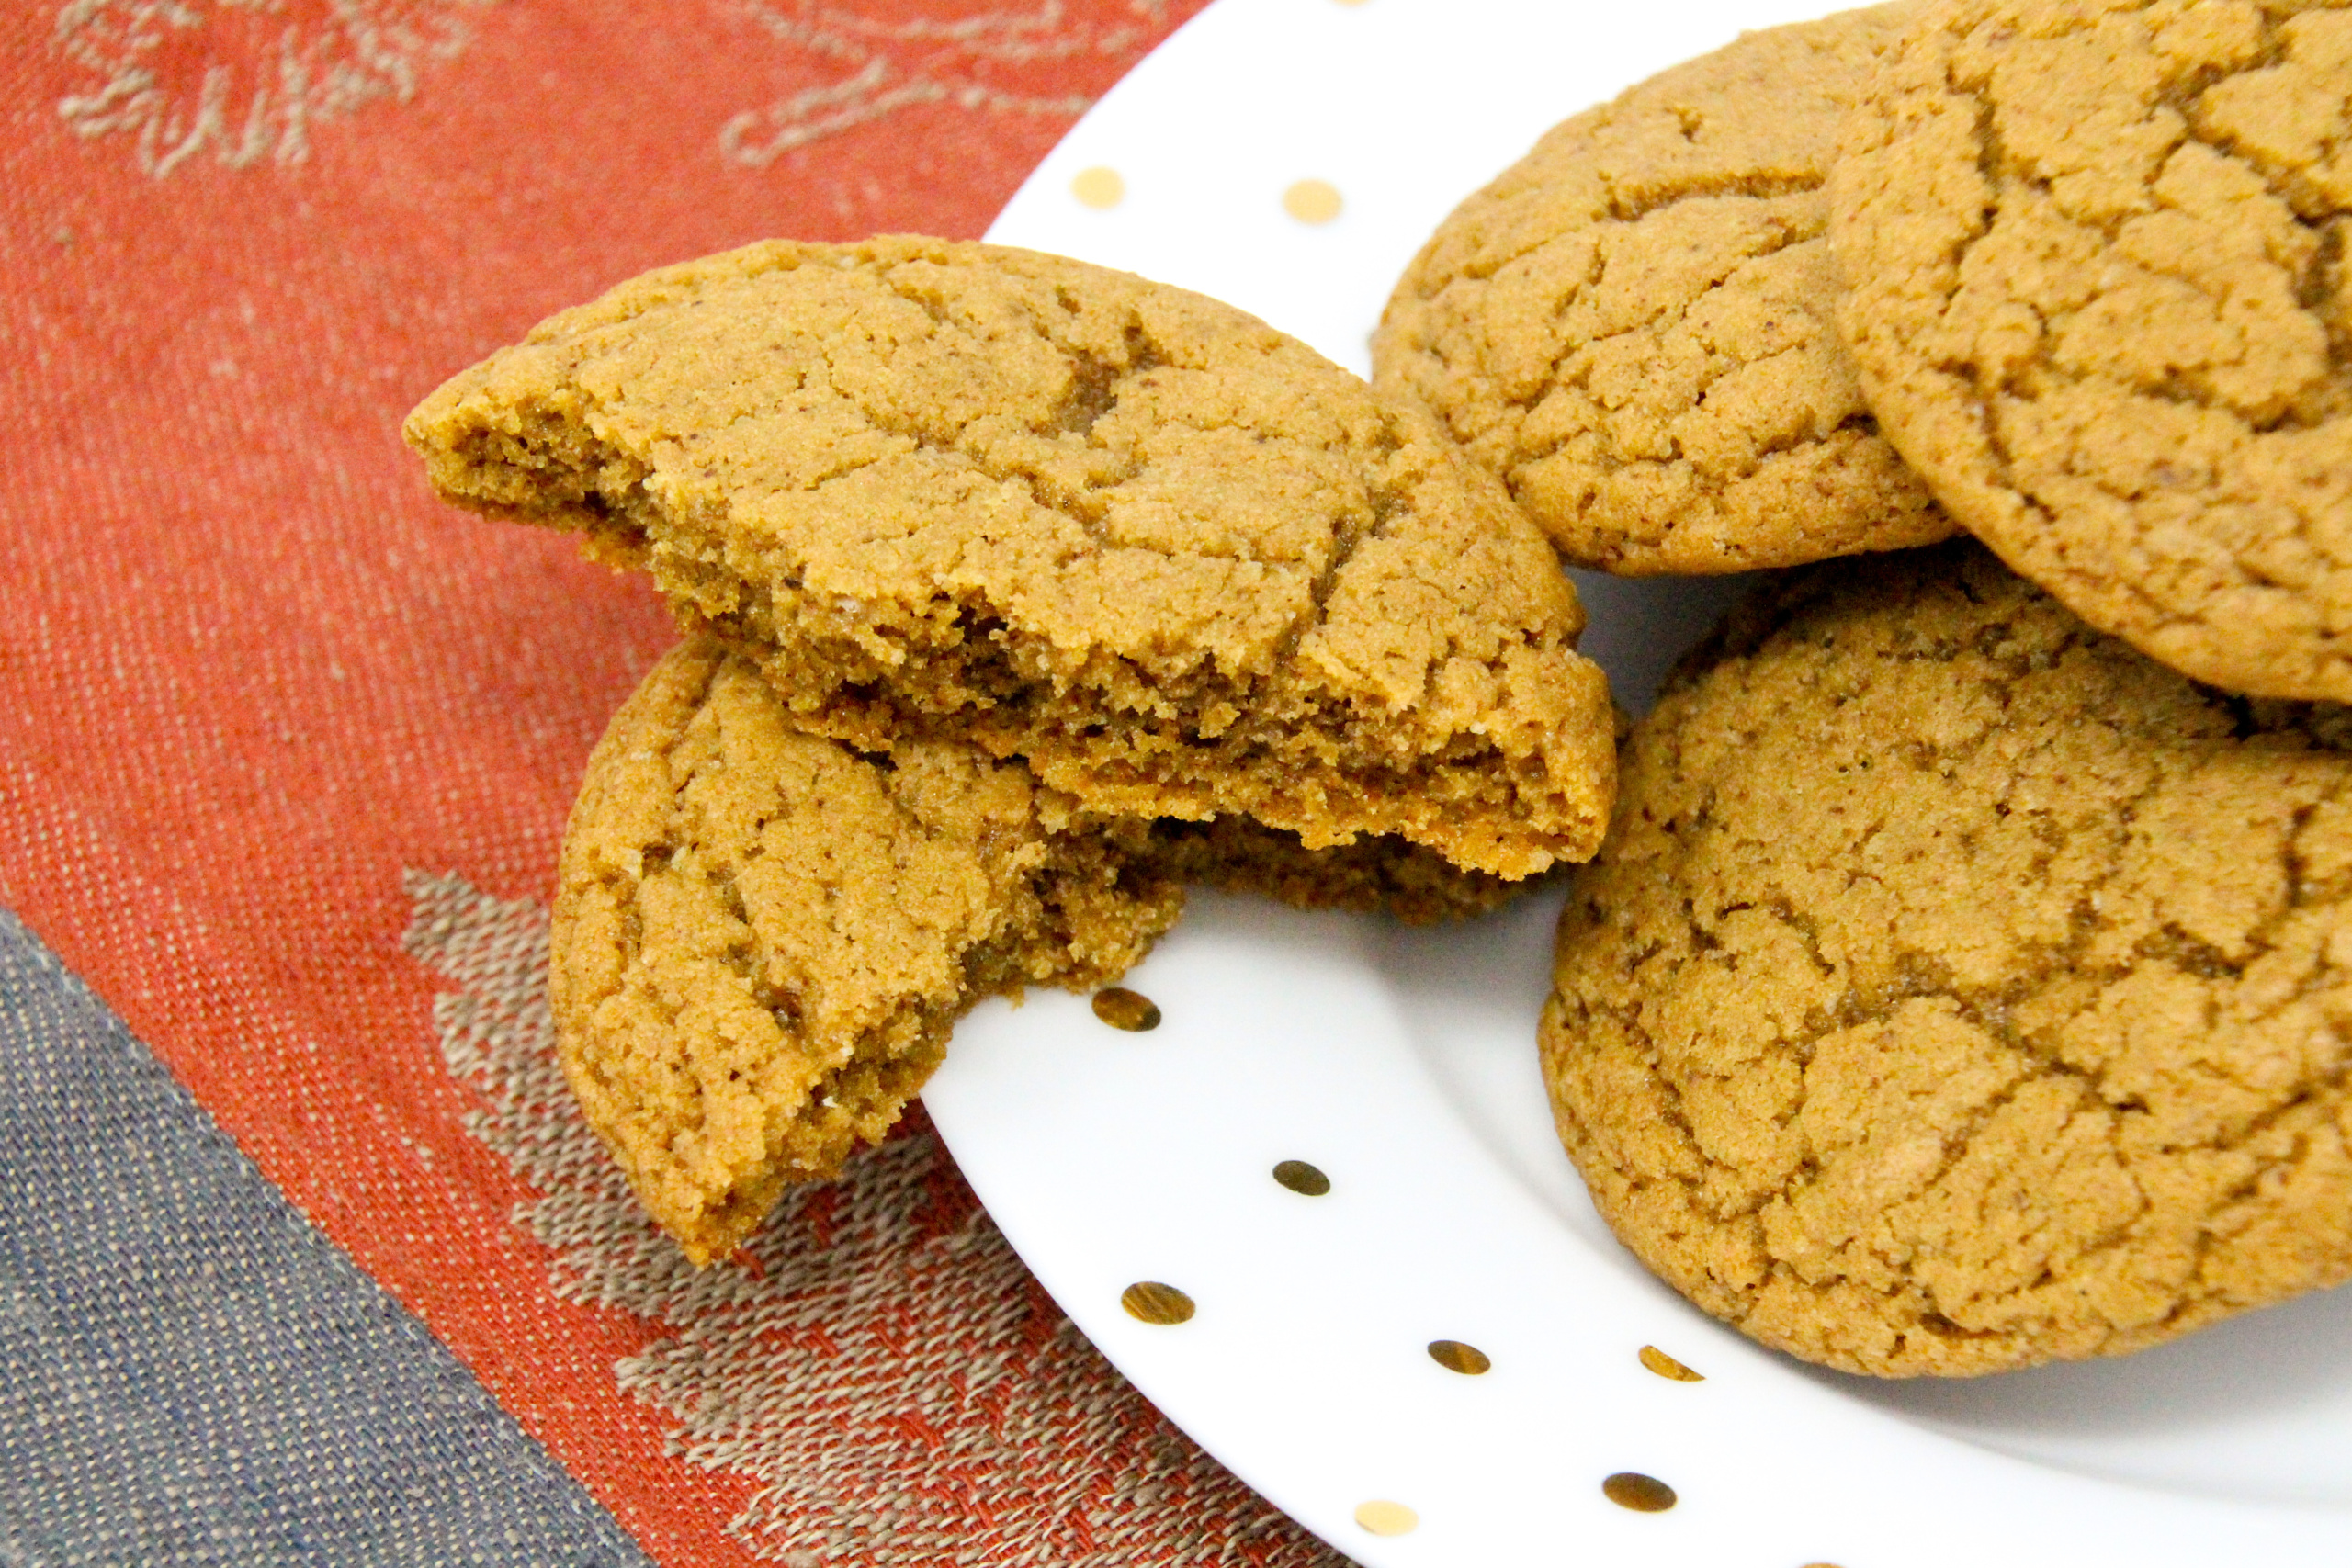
[1272,1158,1331,1196]
[1091,987,1161,1032]
[1601,1473,1676,1513]
[1636,1345,1702,1382]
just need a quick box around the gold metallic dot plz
[1639,1345,1703,1382]
[1092,987,1160,1031]
[1426,1339,1491,1375]
[1353,1500,1418,1536]
[1602,1472,1677,1513]
[1272,1159,1330,1196]
[1070,165,1125,209]
[1121,1280,1193,1325]
[1282,179,1343,225]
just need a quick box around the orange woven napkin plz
[0,4,1346,1561]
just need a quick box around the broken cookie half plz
[409,236,1615,879]
[551,635,1183,1264]
[559,635,1536,1263]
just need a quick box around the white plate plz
[929,3,2352,1562]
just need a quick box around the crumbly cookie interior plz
[409,238,1614,878]
[1149,815,1528,926]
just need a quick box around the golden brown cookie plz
[560,635,1536,1261]
[1374,7,1952,575]
[406,236,1614,879]
[1831,0,2352,700]
[550,637,1185,1265]
[1544,542,2352,1377]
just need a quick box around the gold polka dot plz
[1070,166,1125,209]
[1272,1159,1330,1196]
[1092,987,1160,1032]
[1283,179,1343,225]
[1426,1339,1491,1375]
[1121,1280,1193,1325]
[1353,1500,1418,1536]
[1639,1345,1704,1382]
[1602,1472,1678,1513]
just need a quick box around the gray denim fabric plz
[0,907,654,1568]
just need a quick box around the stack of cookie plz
[404,237,1621,1264]
[1378,0,2352,1373]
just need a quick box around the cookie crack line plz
[1511,212,1822,428]
[1598,168,1829,230]
[1514,394,1885,500]
[795,321,1472,716]
[1935,327,2192,621]
[1279,443,1402,680]
[868,256,1163,443]
[578,653,725,1023]
[846,259,1426,635]
[1759,1068,2129,1328]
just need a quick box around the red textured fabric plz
[0,6,1356,1564]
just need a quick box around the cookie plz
[550,636,1185,1264]
[1374,7,1952,575]
[1544,542,2352,1376]
[406,236,1615,879]
[560,635,1538,1261]
[1830,0,2352,699]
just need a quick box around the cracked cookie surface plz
[1830,0,2352,699]
[551,636,1186,1265]
[407,236,1614,878]
[1544,542,2352,1376]
[1374,6,1953,575]
[559,635,1534,1263]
